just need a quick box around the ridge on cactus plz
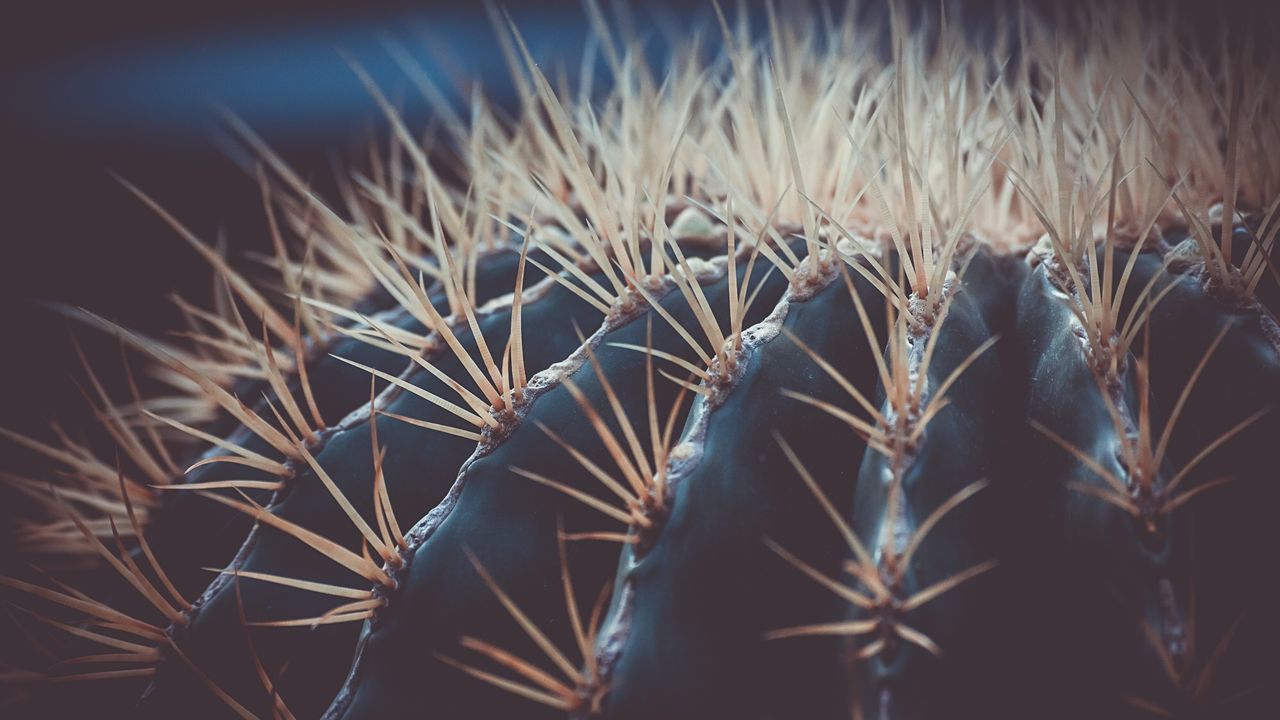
[2,1,1279,719]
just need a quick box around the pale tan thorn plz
[890,45,927,297]
[664,229,727,360]
[645,87,705,281]
[347,178,446,284]
[98,314,300,459]
[258,164,323,347]
[500,14,629,295]
[726,202,742,348]
[1152,325,1230,470]
[1138,614,1183,686]
[206,568,371,600]
[109,506,190,622]
[230,577,297,720]
[374,443,407,552]
[606,343,709,381]
[1100,144,1123,338]
[1244,194,1280,293]
[834,263,896,394]
[585,335,656,485]
[296,444,393,564]
[465,549,584,684]
[69,338,168,485]
[511,229,532,394]
[249,611,376,628]
[763,537,875,611]
[46,668,158,683]
[297,296,428,345]
[683,191,797,283]
[143,411,290,477]
[256,319,316,444]
[780,390,881,445]
[323,325,419,359]
[865,168,916,302]
[425,204,509,407]
[361,316,495,422]
[534,421,637,508]
[561,531,634,544]
[0,427,123,489]
[15,606,153,654]
[900,480,990,572]
[458,635,577,701]
[1050,55,1073,263]
[54,493,182,624]
[626,282,713,367]
[331,355,488,429]
[1113,184,1180,334]
[561,376,649,499]
[911,273,963,411]
[913,336,1000,442]
[855,637,888,661]
[1030,420,1130,499]
[345,60,460,293]
[407,246,504,410]
[782,329,885,426]
[378,410,482,442]
[893,622,944,659]
[1117,259,1182,360]
[658,369,709,397]
[901,559,999,613]
[555,518,590,664]
[157,479,284,493]
[524,256,612,314]
[765,618,880,641]
[433,652,573,711]
[250,596,385,629]
[1220,73,1243,276]
[366,384,400,558]
[511,468,635,527]
[198,490,391,587]
[774,435,885,597]
[1165,407,1270,497]
[1162,475,1235,515]
[115,177,293,343]
[218,110,361,258]
[1124,695,1175,718]
[58,650,162,666]
[643,319,665,495]
[909,398,953,448]
[164,638,259,720]
[118,348,181,476]
[51,303,222,387]
[260,396,302,449]
[488,217,610,306]
[806,200,903,303]
[1067,481,1140,517]
[0,577,164,641]
[1192,612,1246,701]
[1155,169,1229,282]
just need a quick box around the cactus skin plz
[594,255,886,720]
[4,4,1280,720]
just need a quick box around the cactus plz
[3,3,1279,719]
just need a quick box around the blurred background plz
[0,0,635,443]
